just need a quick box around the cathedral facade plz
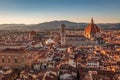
[60,18,102,47]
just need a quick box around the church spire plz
[91,17,94,24]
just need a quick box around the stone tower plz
[61,24,66,45]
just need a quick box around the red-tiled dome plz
[84,18,100,38]
[30,31,36,35]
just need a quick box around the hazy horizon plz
[0,20,120,25]
[0,0,120,24]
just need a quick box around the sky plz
[0,0,120,24]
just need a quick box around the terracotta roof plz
[0,48,26,53]
[30,31,36,35]
[66,35,85,37]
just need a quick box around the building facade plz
[0,49,30,69]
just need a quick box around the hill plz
[0,20,120,30]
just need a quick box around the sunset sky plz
[0,0,120,24]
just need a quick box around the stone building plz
[0,49,30,69]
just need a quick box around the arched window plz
[14,57,18,63]
[2,56,5,63]
[8,56,11,63]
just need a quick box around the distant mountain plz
[31,20,87,29]
[97,23,120,30]
[0,24,27,30]
[0,20,120,30]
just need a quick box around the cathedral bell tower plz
[60,24,66,45]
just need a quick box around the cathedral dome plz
[30,31,36,35]
[84,18,100,39]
